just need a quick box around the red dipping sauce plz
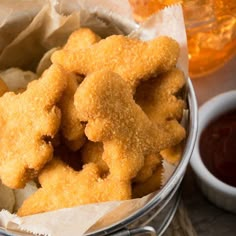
[200,109,236,188]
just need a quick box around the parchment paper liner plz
[0,0,188,235]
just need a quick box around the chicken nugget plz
[0,78,8,96]
[160,142,184,164]
[75,70,185,181]
[133,153,162,183]
[135,68,186,123]
[135,68,186,162]
[52,35,179,91]
[18,158,131,216]
[81,141,109,175]
[63,28,101,51]
[36,28,100,76]
[0,65,67,189]
[58,73,86,151]
[132,165,163,198]
[36,28,101,75]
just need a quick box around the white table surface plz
[183,56,236,236]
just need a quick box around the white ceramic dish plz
[190,90,236,213]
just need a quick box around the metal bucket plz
[86,77,198,236]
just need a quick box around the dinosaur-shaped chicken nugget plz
[135,68,186,123]
[0,65,67,189]
[58,73,86,151]
[81,141,109,175]
[132,165,163,198]
[133,153,162,184]
[63,28,101,51]
[56,28,101,150]
[135,68,186,163]
[37,28,100,76]
[52,35,179,91]
[75,70,185,181]
[18,158,131,216]
[81,141,162,186]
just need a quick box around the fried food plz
[132,165,163,198]
[135,68,186,164]
[134,153,162,183]
[58,73,86,151]
[135,68,186,123]
[0,78,8,96]
[0,64,67,189]
[133,69,186,183]
[160,143,183,164]
[63,28,101,51]
[54,28,101,150]
[0,27,187,215]
[37,28,100,76]
[17,158,131,216]
[80,141,161,185]
[75,70,185,181]
[81,141,109,175]
[52,35,180,91]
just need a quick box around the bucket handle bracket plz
[110,226,157,236]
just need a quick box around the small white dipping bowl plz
[190,90,236,213]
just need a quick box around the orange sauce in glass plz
[186,0,236,78]
[200,109,236,187]
[128,0,236,78]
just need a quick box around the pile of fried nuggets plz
[0,28,186,216]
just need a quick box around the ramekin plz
[190,90,236,213]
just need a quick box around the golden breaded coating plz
[0,78,8,96]
[160,143,183,164]
[81,141,109,175]
[135,68,186,123]
[75,70,185,181]
[37,28,100,76]
[0,27,187,215]
[54,28,101,150]
[18,158,131,216]
[0,65,67,189]
[63,28,101,51]
[58,73,86,151]
[52,35,179,90]
[132,165,163,198]
[133,153,162,183]
[135,68,186,163]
